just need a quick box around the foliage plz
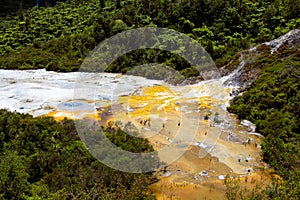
[1,0,300,199]
[228,46,300,199]
[224,175,264,200]
[0,109,157,199]
[0,0,299,77]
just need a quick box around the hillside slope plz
[0,0,299,74]
[227,30,300,199]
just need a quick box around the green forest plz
[0,109,158,199]
[0,0,300,199]
[227,44,300,199]
[0,0,299,73]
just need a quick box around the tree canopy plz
[0,0,299,74]
[0,109,158,199]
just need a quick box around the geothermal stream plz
[0,56,269,199]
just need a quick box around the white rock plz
[199,171,209,176]
[241,119,256,132]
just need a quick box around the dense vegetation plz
[0,0,65,18]
[0,0,299,75]
[228,45,300,199]
[0,109,158,199]
[1,0,300,199]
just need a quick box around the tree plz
[0,150,29,200]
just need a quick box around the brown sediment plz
[149,170,271,200]
[149,176,227,200]
[45,84,272,199]
[109,85,272,199]
[167,146,234,175]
